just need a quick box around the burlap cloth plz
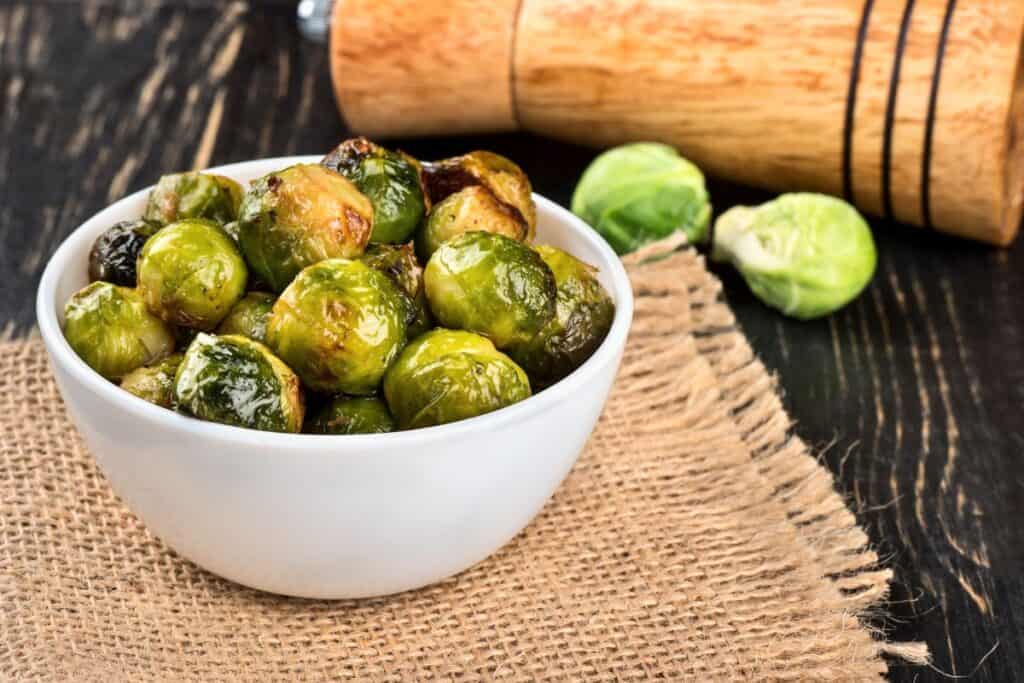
[0,238,925,680]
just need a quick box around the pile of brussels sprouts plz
[63,140,614,434]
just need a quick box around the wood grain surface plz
[2,2,1022,680]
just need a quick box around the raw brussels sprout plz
[571,142,711,253]
[424,232,556,349]
[238,164,374,292]
[322,137,426,244]
[215,291,275,344]
[383,329,531,429]
[174,333,304,433]
[507,246,615,388]
[711,193,876,320]
[415,185,529,262]
[266,259,408,394]
[305,396,395,435]
[62,282,175,380]
[120,353,184,408]
[137,219,248,330]
[88,219,162,286]
[143,172,242,225]
[422,151,536,239]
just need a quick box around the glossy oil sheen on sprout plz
[508,246,615,388]
[266,259,408,394]
[322,137,426,244]
[62,281,175,380]
[136,218,248,330]
[423,232,556,349]
[383,329,530,429]
[711,193,877,320]
[174,333,304,432]
[237,164,373,292]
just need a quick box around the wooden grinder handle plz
[331,0,1024,245]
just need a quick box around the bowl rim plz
[36,155,634,451]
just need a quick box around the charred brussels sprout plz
[711,193,876,320]
[266,259,408,395]
[120,353,184,408]
[322,137,426,244]
[424,232,556,349]
[88,219,162,286]
[507,246,615,388]
[215,291,275,344]
[415,185,528,262]
[383,329,530,429]
[422,151,536,239]
[62,282,175,380]
[143,172,242,225]
[359,243,422,301]
[238,164,374,292]
[359,243,433,336]
[305,396,395,435]
[137,219,248,330]
[174,333,304,432]
[571,142,711,253]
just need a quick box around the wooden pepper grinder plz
[329,0,1024,246]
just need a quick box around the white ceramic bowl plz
[36,156,633,599]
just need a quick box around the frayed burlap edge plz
[624,235,929,669]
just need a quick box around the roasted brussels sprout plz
[266,259,408,395]
[137,219,248,330]
[62,282,175,380]
[88,219,161,286]
[424,232,556,349]
[507,246,615,388]
[174,333,304,432]
[120,353,184,408]
[571,142,711,253]
[359,243,422,302]
[358,243,432,335]
[215,291,275,344]
[422,151,535,239]
[143,172,242,225]
[238,164,374,292]
[383,329,531,429]
[415,185,529,262]
[304,396,395,435]
[322,137,426,244]
[711,193,877,320]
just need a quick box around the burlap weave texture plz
[0,240,914,680]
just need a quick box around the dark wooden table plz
[3,3,1021,680]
